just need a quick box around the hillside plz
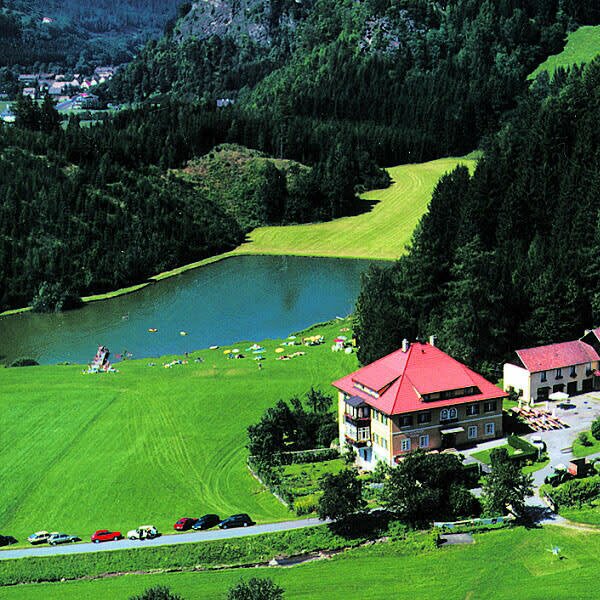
[0,0,181,71]
[529,25,600,79]
[176,144,312,230]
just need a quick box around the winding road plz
[0,518,326,561]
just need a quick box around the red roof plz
[516,341,599,373]
[332,342,506,416]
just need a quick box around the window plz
[468,425,478,439]
[485,422,495,436]
[541,371,547,382]
[466,404,479,416]
[440,409,449,421]
[586,362,593,375]
[419,435,429,448]
[556,368,563,379]
[382,437,388,449]
[484,401,497,413]
[399,415,413,428]
[440,407,458,421]
[401,438,411,452]
[570,366,577,378]
[357,427,370,441]
[418,411,432,424]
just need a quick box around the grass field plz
[529,25,600,79]
[234,157,477,261]
[561,502,600,526]
[4,526,600,599]
[0,319,357,544]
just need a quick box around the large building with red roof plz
[332,339,506,470]
[503,335,600,404]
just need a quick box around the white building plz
[503,339,600,404]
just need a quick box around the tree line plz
[355,59,600,375]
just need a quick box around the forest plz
[0,0,181,79]
[1,0,600,327]
[354,60,600,374]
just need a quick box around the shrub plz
[551,476,600,508]
[129,586,183,600]
[8,357,39,367]
[227,577,284,600]
[591,417,600,442]
[294,493,320,516]
[578,432,593,447]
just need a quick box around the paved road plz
[0,518,326,561]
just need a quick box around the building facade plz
[333,339,506,470]
[503,338,600,404]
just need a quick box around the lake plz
[0,255,379,365]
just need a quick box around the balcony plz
[344,413,371,426]
[344,434,370,448]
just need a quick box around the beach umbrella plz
[549,391,569,401]
[275,348,285,353]
[223,349,232,354]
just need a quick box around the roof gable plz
[516,340,599,373]
[333,342,506,415]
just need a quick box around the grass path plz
[0,319,357,543]
[5,526,600,599]
[529,25,600,79]
[234,157,476,261]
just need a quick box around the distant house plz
[41,17,54,24]
[216,98,235,108]
[503,339,600,403]
[333,338,506,470]
[48,82,67,97]
[18,74,37,84]
[22,87,37,99]
[1,108,16,124]
[72,93,100,109]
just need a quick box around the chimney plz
[402,339,410,352]
[429,335,436,347]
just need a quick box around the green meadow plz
[234,157,477,261]
[529,25,600,79]
[0,319,357,543]
[4,526,600,599]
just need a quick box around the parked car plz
[91,529,122,543]
[192,514,221,531]
[48,533,81,546]
[218,514,255,529]
[0,535,17,547]
[174,518,198,531]
[27,531,51,545]
[127,525,159,540]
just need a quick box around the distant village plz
[1,66,117,123]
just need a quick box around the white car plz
[127,525,158,540]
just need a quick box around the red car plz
[91,529,122,543]
[174,518,197,531]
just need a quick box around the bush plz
[8,357,39,367]
[130,586,183,600]
[278,447,339,465]
[591,417,600,442]
[227,577,284,600]
[506,435,538,462]
[294,493,320,516]
[578,432,593,447]
[550,476,600,508]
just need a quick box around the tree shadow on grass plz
[328,509,395,539]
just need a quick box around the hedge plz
[544,476,600,509]
[506,435,538,463]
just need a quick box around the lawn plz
[529,25,600,79]
[572,432,600,458]
[4,526,600,599]
[0,319,357,544]
[471,444,518,464]
[561,502,600,526]
[233,156,477,261]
